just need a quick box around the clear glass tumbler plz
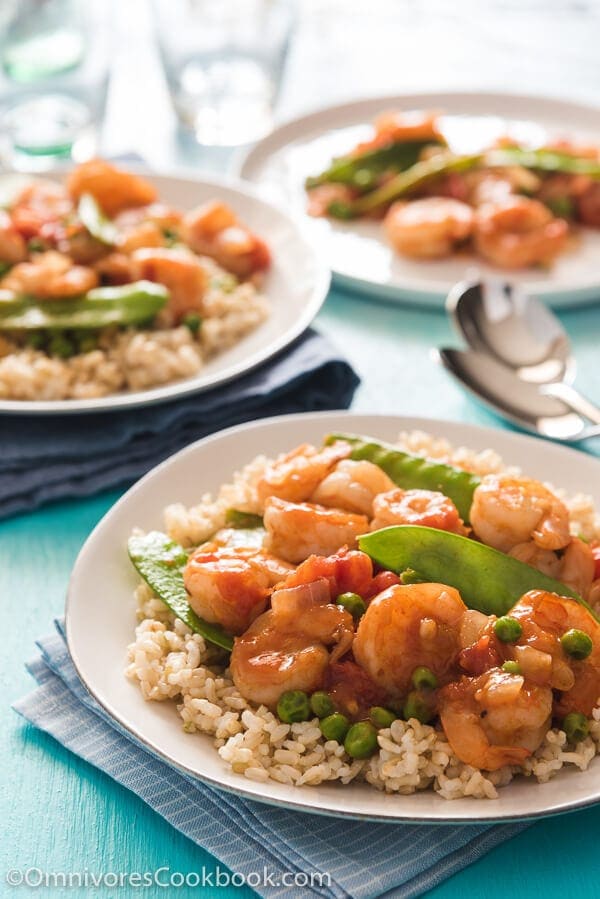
[0,0,111,171]
[153,0,296,147]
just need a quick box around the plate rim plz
[0,167,330,416]
[237,90,600,308]
[65,410,600,824]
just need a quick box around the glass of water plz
[153,0,296,147]
[0,0,111,171]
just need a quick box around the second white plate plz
[239,92,600,309]
[0,170,329,415]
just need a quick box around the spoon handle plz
[577,424,600,441]
[541,382,600,426]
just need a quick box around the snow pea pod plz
[324,432,480,523]
[224,509,264,529]
[78,192,119,245]
[0,280,168,331]
[305,139,444,191]
[327,153,484,219]
[486,147,600,179]
[128,531,234,652]
[359,525,599,619]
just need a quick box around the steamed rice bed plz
[126,432,600,800]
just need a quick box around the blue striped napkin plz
[0,328,358,520]
[14,620,529,899]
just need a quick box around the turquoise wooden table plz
[4,1,600,896]
[3,286,600,899]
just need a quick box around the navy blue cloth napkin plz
[0,328,359,519]
[14,621,528,899]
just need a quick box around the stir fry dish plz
[305,110,600,269]
[126,432,600,799]
[0,160,271,400]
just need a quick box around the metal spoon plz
[446,278,600,426]
[437,347,600,443]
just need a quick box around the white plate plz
[66,411,600,823]
[0,170,329,415]
[239,92,600,309]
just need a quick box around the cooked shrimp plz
[307,184,357,218]
[10,180,72,238]
[577,181,600,228]
[384,197,474,259]
[0,210,26,264]
[256,442,350,506]
[115,203,183,232]
[510,537,595,599]
[230,578,354,708]
[326,660,386,720]
[473,197,568,268]
[1,251,98,299]
[264,497,368,565]
[470,474,571,554]
[311,459,396,516]
[94,252,137,285]
[508,590,600,717]
[370,488,468,535]
[353,582,467,697]
[118,221,166,254]
[183,546,290,635]
[66,159,157,217]
[366,110,444,150]
[132,247,206,320]
[438,670,552,770]
[182,201,270,278]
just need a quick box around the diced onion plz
[270,577,331,615]
[513,644,552,684]
[459,609,489,649]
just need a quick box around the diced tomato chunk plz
[459,634,503,676]
[365,569,401,598]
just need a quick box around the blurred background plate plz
[0,170,329,415]
[239,92,600,309]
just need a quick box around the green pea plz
[560,629,593,660]
[344,721,379,759]
[493,616,523,643]
[411,666,438,690]
[402,691,434,724]
[310,691,335,719]
[319,712,350,743]
[25,331,46,350]
[48,333,75,359]
[400,568,428,585]
[76,332,98,354]
[276,690,311,724]
[336,591,366,620]
[369,706,397,729]
[562,712,590,743]
[353,168,377,190]
[545,196,574,219]
[162,226,179,246]
[182,312,202,335]
[501,660,522,675]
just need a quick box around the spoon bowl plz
[447,280,575,383]
[437,347,600,443]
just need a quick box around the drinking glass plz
[152,0,296,147]
[0,0,111,171]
